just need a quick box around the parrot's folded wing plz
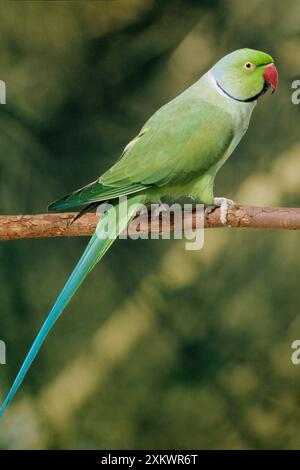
[100,97,234,189]
[48,180,147,211]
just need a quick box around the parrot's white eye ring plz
[244,61,255,71]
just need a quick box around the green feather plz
[48,180,147,211]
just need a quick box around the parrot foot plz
[205,197,234,226]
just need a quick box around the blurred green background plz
[0,0,300,450]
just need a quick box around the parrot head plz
[210,48,278,102]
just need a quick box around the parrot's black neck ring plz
[215,80,269,103]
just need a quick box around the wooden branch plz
[1,206,300,241]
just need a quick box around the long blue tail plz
[0,195,144,416]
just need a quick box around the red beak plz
[263,63,278,93]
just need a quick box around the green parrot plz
[0,48,278,415]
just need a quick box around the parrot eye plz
[244,61,255,71]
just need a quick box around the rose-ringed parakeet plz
[0,48,278,415]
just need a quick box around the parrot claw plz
[205,197,234,226]
[214,197,234,226]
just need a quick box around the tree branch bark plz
[1,206,300,241]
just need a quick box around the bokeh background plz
[0,0,300,450]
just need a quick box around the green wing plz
[100,91,234,189]
[49,88,234,211]
[48,180,147,211]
